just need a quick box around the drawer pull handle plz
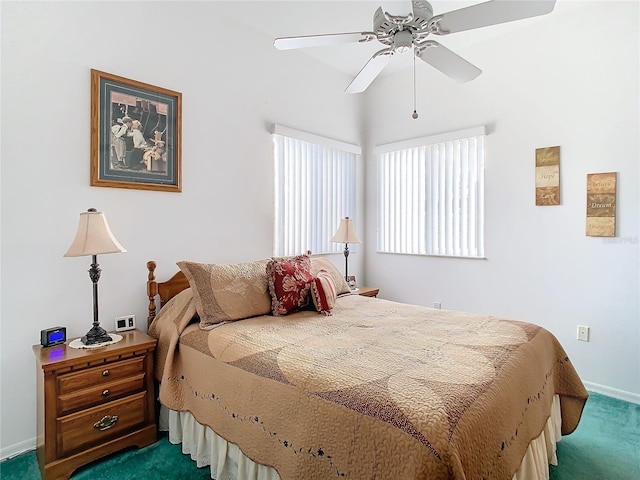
[102,389,110,397]
[102,370,110,377]
[93,415,118,431]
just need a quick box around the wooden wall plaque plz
[535,146,560,205]
[586,172,617,237]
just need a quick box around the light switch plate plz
[115,315,136,332]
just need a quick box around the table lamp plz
[64,208,126,345]
[330,217,361,288]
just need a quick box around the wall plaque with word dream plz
[586,172,617,237]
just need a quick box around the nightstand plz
[33,329,157,480]
[356,286,379,298]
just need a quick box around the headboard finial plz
[147,261,158,327]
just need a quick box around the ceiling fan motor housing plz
[373,1,434,51]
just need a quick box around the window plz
[273,125,360,257]
[376,126,485,258]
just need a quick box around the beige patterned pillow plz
[310,257,351,295]
[177,259,271,329]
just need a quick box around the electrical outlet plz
[433,302,442,309]
[115,315,136,332]
[577,325,590,342]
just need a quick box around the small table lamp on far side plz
[64,208,126,345]
[330,216,361,289]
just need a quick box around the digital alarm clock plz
[40,327,67,347]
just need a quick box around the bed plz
[146,256,588,480]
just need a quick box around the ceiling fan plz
[274,0,557,94]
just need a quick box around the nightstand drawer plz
[58,373,146,415]
[57,391,148,457]
[57,356,145,395]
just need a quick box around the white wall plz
[0,1,364,458]
[363,1,639,400]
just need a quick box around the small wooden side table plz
[33,329,157,480]
[356,286,379,298]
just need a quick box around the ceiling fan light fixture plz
[393,30,413,54]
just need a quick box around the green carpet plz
[0,433,210,480]
[1,393,638,479]
[549,392,639,480]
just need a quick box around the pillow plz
[310,269,337,316]
[177,259,271,329]
[266,254,313,316]
[310,257,351,295]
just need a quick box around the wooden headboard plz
[146,261,190,327]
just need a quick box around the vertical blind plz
[273,126,359,257]
[376,127,485,258]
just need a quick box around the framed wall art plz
[535,146,560,205]
[90,69,182,192]
[586,172,617,237]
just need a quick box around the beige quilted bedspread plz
[149,291,587,480]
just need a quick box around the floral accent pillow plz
[267,255,313,316]
[311,269,337,316]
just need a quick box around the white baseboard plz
[584,381,640,404]
[1,437,35,462]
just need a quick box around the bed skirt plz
[158,395,562,480]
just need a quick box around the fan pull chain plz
[412,51,418,119]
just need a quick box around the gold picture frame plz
[90,69,182,192]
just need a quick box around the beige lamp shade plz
[64,208,126,257]
[331,217,362,244]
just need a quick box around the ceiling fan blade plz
[274,32,373,50]
[433,0,556,35]
[345,50,392,94]
[417,41,481,82]
[380,1,413,17]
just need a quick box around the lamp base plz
[81,324,112,345]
